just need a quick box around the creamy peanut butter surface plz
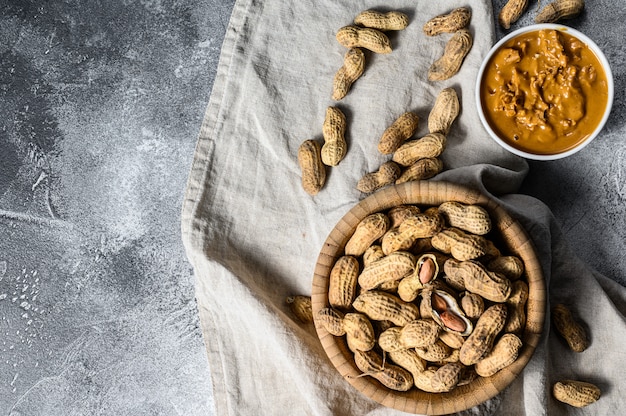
[481,29,609,155]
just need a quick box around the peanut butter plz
[481,29,609,155]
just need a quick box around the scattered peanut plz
[499,0,529,29]
[392,133,447,167]
[297,139,326,195]
[475,333,522,377]
[328,255,360,310]
[423,7,471,36]
[354,10,409,31]
[428,29,473,81]
[378,112,420,155]
[321,106,347,166]
[395,157,443,184]
[552,303,589,352]
[428,87,460,135]
[553,380,600,407]
[336,25,392,54]
[535,0,584,24]
[332,48,365,101]
[344,213,390,257]
[357,161,401,194]
[286,295,313,323]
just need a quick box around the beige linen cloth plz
[181,0,626,414]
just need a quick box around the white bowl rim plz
[475,23,614,161]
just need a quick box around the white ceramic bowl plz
[476,24,614,161]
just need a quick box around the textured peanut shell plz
[488,255,525,280]
[475,333,522,377]
[343,312,376,352]
[459,303,508,365]
[336,25,392,54]
[504,280,528,334]
[430,362,464,392]
[398,319,441,349]
[358,251,416,290]
[428,87,460,135]
[328,255,360,310]
[362,244,385,267]
[392,133,447,167]
[357,161,401,194]
[499,0,529,29]
[378,112,420,154]
[553,380,600,407]
[297,140,326,195]
[413,368,441,393]
[353,350,414,391]
[345,213,390,256]
[416,339,452,362]
[395,157,443,184]
[535,0,584,24]
[387,205,421,228]
[448,259,512,302]
[432,228,489,261]
[552,303,589,352]
[286,295,313,323]
[378,327,405,352]
[388,348,427,377]
[354,10,409,31]
[428,29,473,81]
[460,292,485,319]
[321,106,347,166]
[352,291,420,326]
[438,201,492,235]
[332,48,365,101]
[423,7,472,36]
[316,307,346,336]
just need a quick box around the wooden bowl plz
[311,181,545,415]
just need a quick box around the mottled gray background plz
[0,1,624,415]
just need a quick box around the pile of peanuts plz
[313,200,528,393]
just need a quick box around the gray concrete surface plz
[0,1,624,415]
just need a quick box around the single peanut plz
[553,379,601,408]
[352,291,420,326]
[459,303,508,365]
[378,112,420,154]
[437,201,492,235]
[387,205,421,228]
[353,350,414,391]
[354,10,409,31]
[332,48,365,101]
[358,251,416,290]
[328,255,360,310]
[297,139,326,195]
[416,339,452,362]
[475,333,523,377]
[552,303,589,352]
[395,157,443,184]
[398,319,441,349]
[499,0,529,29]
[343,312,376,352]
[423,7,472,36]
[445,259,512,302]
[460,292,484,320]
[336,25,392,54]
[316,307,346,336]
[432,228,489,262]
[344,213,390,256]
[488,255,525,281]
[535,0,584,24]
[392,133,447,167]
[362,244,385,267]
[286,295,313,323]
[430,362,464,392]
[428,87,460,135]
[428,29,473,81]
[504,280,529,334]
[321,106,347,166]
[357,161,401,193]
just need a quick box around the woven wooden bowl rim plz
[311,181,546,415]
